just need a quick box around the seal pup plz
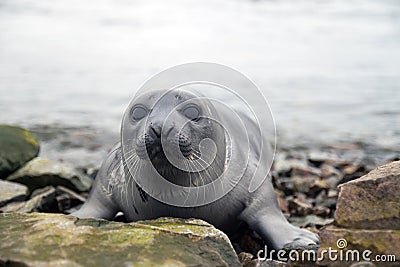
[73,88,319,251]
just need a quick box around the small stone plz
[291,166,322,177]
[273,153,308,175]
[308,151,339,166]
[275,190,290,214]
[339,165,368,184]
[349,262,376,267]
[327,189,338,198]
[83,167,98,180]
[309,179,330,196]
[325,176,341,189]
[276,177,295,195]
[56,194,72,212]
[0,186,56,213]
[6,157,92,193]
[0,180,28,207]
[238,252,254,266]
[289,214,333,228]
[335,161,400,229]
[288,194,313,216]
[321,163,342,178]
[0,125,40,179]
[257,259,289,267]
[291,175,320,194]
[343,164,362,175]
[312,206,331,217]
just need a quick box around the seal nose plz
[150,123,162,138]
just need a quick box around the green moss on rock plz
[0,125,40,179]
[0,213,240,267]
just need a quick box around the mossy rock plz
[317,226,400,266]
[0,213,241,267]
[0,125,40,179]
[335,160,400,230]
[6,158,92,193]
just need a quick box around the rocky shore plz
[0,124,399,266]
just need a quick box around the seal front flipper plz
[72,176,118,220]
[243,210,320,251]
[72,144,121,220]
[239,181,319,251]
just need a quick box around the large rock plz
[0,180,28,207]
[317,226,399,266]
[0,125,40,179]
[0,213,241,267]
[6,158,92,193]
[334,161,400,229]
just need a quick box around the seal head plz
[122,89,226,186]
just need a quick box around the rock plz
[308,151,344,167]
[325,176,341,189]
[56,193,72,211]
[309,178,330,196]
[0,180,28,207]
[288,194,314,216]
[275,190,290,214]
[339,165,368,184]
[289,215,334,228]
[327,189,338,198]
[275,177,296,195]
[0,125,40,179]
[0,213,241,267]
[0,186,56,213]
[6,158,92,193]
[315,190,337,216]
[273,153,308,175]
[321,163,342,179]
[238,252,255,266]
[291,175,320,194]
[312,206,331,218]
[335,161,400,229]
[257,259,289,266]
[317,226,399,266]
[349,262,376,267]
[291,166,322,178]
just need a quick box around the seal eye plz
[182,106,200,121]
[131,106,148,121]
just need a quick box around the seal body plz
[73,89,319,250]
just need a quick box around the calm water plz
[1,0,399,165]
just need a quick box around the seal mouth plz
[147,145,164,160]
[136,139,195,161]
[148,143,194,160]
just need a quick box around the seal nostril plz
[150,125,161,138]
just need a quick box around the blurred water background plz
[0,0,399,167]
